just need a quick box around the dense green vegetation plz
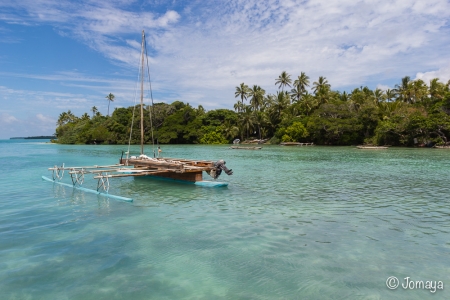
[55,74,450,146]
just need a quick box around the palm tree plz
[348,88,369,111]
[234,100,244,113]
[197,105,205,115]
[312,76,331,105]
[373,88,384,104]
[290,85,302,103]
[253,111,268,139]
[234,83,250,112]
[340,91,349,102]
[91,106,98,117]
[385,89,396,102]
[57,112,69,126]
[273,91,290,119]
[66,110,76,122]
[393,76,411,103]
[300,92,317,115]
[275,71,292,91]
[293,72,310,93]
[409,79,427,103]
[240,105,254,139]
[105,93,115,116]
[312,76,330,94]
[222,120,239,141]
[429,78,443,99]
[249,85,265,112]
[379,101,404,120]
[316,89,331,105]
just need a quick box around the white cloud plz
[415,65,450,84]
[376,84,392,91]
[1,0,450,111]
[36,113,55,124]
[0,112,18,123]
[0,114,58,139]
[79,9,180,34]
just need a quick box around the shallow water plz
[1,140,449,299]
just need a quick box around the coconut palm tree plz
[197,105,205,115]
[317,89,331,105]
[300,92,317,115]
[409,79,427,103]
[249,85,265,112]
[222,120,239,141]
[105,93,115,116]
[293,72,310,93]
[66,110,77,122]
[373,88,384,104]
[348,86,370,108]
[57,112,69,126]
[240,105,255,139]
[312,77,331,105]
[312,76,330,94]
[275,71,292,91]
[340,91,349,102]
[273,91,290,119]
[393,76,411,103]
[385,89,396,102]
[290,85,302,103]
[379,100,404,120]
[234,100,244,113]
[234,83,250,112]
[253,110,268,140]
[429,78,443,99]
[91,106,98,117]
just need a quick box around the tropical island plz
[54,72,450,147]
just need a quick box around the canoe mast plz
[140,30,145,155]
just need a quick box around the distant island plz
[10,136,56,139]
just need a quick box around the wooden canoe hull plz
[230,146,262,150]
[280,142,314,146]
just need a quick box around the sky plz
[0,0,450,139]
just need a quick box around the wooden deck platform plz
[120,156,216,182]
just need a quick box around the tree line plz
[55,73,450,146]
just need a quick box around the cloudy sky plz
[1,0,449,138]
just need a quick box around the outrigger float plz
[43,30,233,201]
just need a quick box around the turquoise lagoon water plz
[1,139,449,299]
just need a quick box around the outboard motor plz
[211,159,233,179]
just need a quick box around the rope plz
[126,44,144,159]
[144,33,157,158]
